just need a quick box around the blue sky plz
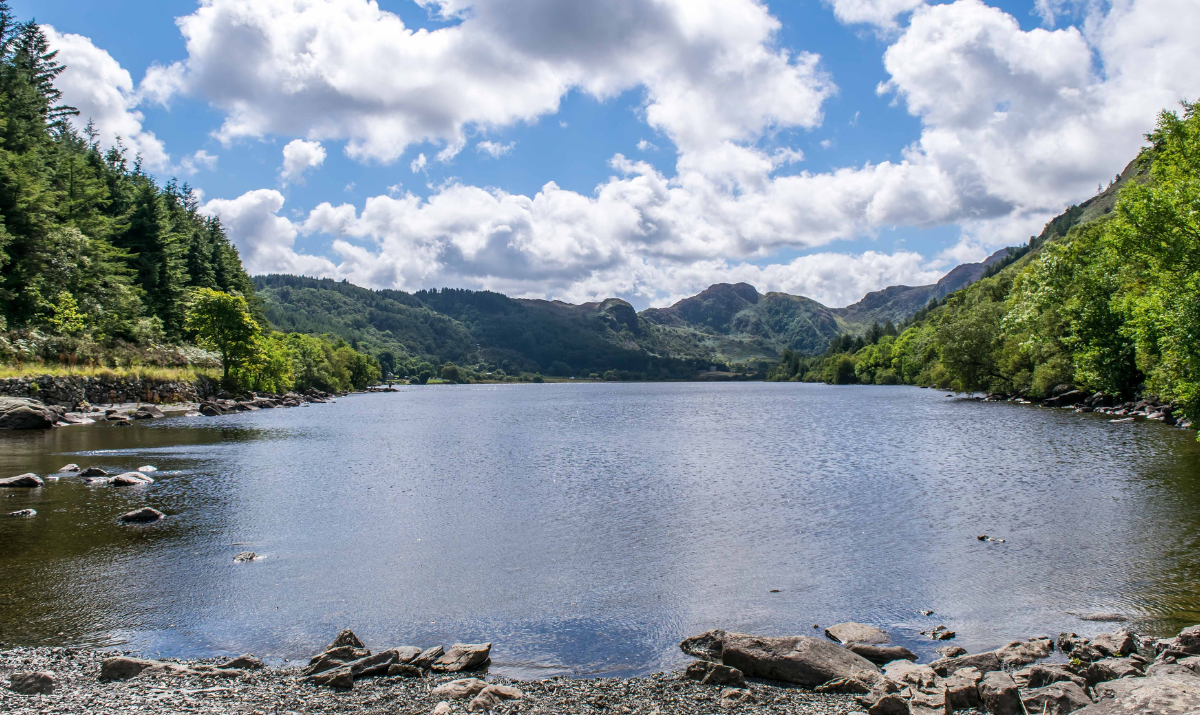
[23,0,1199,308]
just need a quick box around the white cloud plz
[476,140,515,158]
[410,153,428,173]
[280,139,327,184]
[200,190,337,276]
[824,0,926,31]
[148,0,833,163]
[180,149,219,174]
[636,139,658,151]
[43,26,170,170]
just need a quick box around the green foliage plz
[774,100,1200,435]
[186,288,260,381]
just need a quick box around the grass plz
[0,364,219,381]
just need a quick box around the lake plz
[2,382,1200,677]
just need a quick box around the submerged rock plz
[79,467,108,477]
[6,509,36,518]
[57,464,80,473]
[110,472,154,486]
[844,643,917,665]
[118,507,164,523]
[233,551,257,562]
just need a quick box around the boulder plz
[411,645,444,669]
[99,657,190,681]
[110,472,154,486]
[979,671,1022,715]
[929,650,1002,677]
[394,646,423,663]
[8,671,56,694]
[387,663,423,677]
[1025,664,1088,690]
[430,678,488,700]
[1174,625,1200,655]
[6,509,36,517]
[685,660,747,687]
[79,467,108,477]
[945,666,983,710]
[908,685,950,715]
[882,660,940,689]
[218,655,264,670]
[1092,630,1136,657]
[0,397,60,430]
[431,643,491,672]
[825,622,889,645]
[863,693,909,715]
[1079,656,1145,686]
[345,650,399,678]
[303,666,353,688]
[135,406,165,418]
[936,646,967,658]
[118,507,165,523]
[1058,633,1087,654]
[467,684,523,712]
[58,464,80,473]
[234,551,257,562]
[302,655,347,677]
[432,703,451,715]
[1145,663,1200,679]
[1022,681,1092,715]
[0,473,44,488]
[326,629,365,650]
[1080,672,1200,714]
[311,645,370,664]
[845,643,918,665]
[814,677,872,694]
[199,403,225,417]
[996,636,1054,667]
[680,630,880,687]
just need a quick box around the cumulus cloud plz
[280,139,327,184]
[476,140,515,158]
[180,149,219,174]
[824,0,926,31]
[44,26,170,169]
[147,0,832,163]
[200,190,337,276]
[162,0,1200,305]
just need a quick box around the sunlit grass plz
[0,364,219,381]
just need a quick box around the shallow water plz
[2,383,1199,677]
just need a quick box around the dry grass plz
[0,364,219,381]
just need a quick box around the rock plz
[311,645,370,664]
[467,684,524,712]
[0,397,60,430]
[1080,672,1200,714]
[685,660,747,687]
[825,622,890,645]
[1080,613,1126,622]
[680,630,726,661]
[845,643,918,665]
[199,403,225,416]
[680,630,880,687]
[118,507,165,523]
[996,636,1053,667]
[814,677,871,694]
[99,657,189,681]
[79,467,108,477]
[936,645,967,658]
[110,472,154,486]
[431,702,451,715]
[345,650,399,678]
[431,643,491,672]
[303,666,353,688]
[326,629,365,650]
[137,465,157,472]
[1146,663,1200,679]
[411,645,444,669]
[387,663,423,677]
[1092,630,1136,657]
[135,406,165,418]
[1079,656,1145,686]
[218,655,264,670]
[1072,643,1106,662]
[908,685,950,715]
[6,508,36,517]
[58,464,80,473]
[430,677,488,700]
[8,671,56,694]
[393,646,423,663]
[234,551,257,562]
[929,650,1002,677]
[930,625,956,640]
[882,660,940,689]
[979,671,1022,715]
[1025,664,1088,690]
[718,688,757,708]
[0,473,44,488]
[302,655,346,677]
[863,693,909,715]
[1022,681,1092,715]
[1058,633,1087,654]
[945,666,982,710]
[1173,625,1200,655]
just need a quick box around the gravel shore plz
[0,646,878,715]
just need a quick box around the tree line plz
[770,101,1200,433]
[0,4,379,392]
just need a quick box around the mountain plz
[255,245,1008,376]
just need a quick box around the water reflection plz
[1,384,1198,676]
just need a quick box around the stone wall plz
[0,375,218,408]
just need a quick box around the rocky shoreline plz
[5,622,1200,714]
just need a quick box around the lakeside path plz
[0,647,882,715]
